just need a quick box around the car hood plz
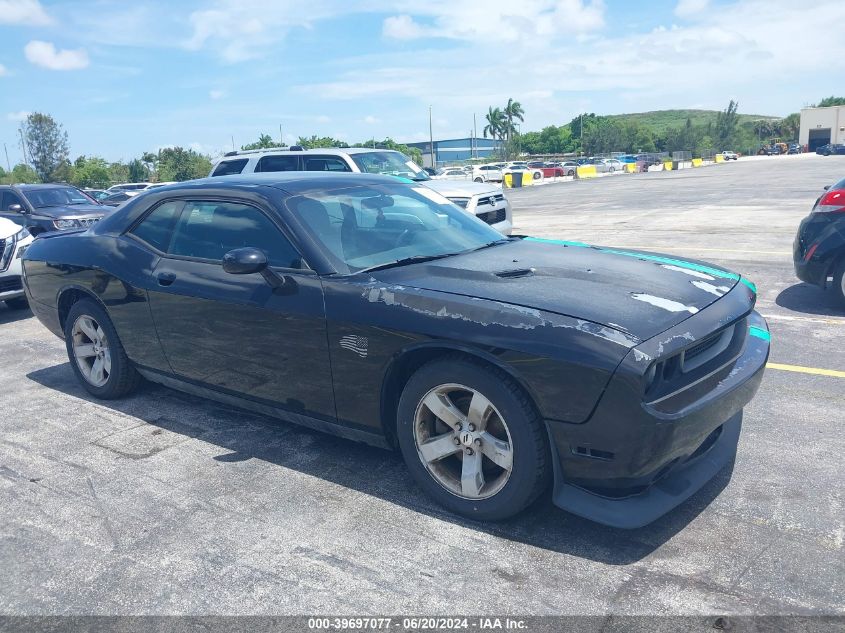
[421,179,502,198]
[30,204,108,219]
[0,217,25,240]
[373,238,749,341]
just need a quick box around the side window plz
[211,159,248,176]
[169,201,301,268]
[304,156,352,172]
[129,201,183,252]
[255,155,300,173]
[1,191,25,211]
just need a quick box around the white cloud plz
[24,41,89,71]
[382,0,605,42]
[0,0,51,25]
[0,64,7,77]
[7,111,31,122]
[209,89,226,100]
[675,0,710,18]
[363,115,380,124]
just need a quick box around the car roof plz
[217,147,402,161]
[3,183,74,190]
[156,172,415,194]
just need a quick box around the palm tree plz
[503,98,525,142]
[483,106,505,141]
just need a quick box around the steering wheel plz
[394,229,415,248]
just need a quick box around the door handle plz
[156,272,176,286]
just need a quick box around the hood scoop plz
[494,267,535,279]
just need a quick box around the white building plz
[799,105,845,151]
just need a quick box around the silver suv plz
[208,147,512,235]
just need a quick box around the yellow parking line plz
[767,362,845,378]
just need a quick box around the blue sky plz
[1,0,843,164]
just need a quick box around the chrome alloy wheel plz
[413,383,513,500]
[71,315,111,387]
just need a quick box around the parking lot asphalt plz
[1,155,843,617]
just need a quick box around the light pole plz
[428,106,435,168]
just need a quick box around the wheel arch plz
[379,342,544,448]
[56,284,108,332]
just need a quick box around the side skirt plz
[135,367,391,450]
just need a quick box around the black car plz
[816,144,845,156]
[22,173,769,528]
[793,177,845,305]
[0,184,109,235]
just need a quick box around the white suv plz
[0,218,35,310]
[209,147,512,235]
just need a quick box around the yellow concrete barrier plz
[691,158,703,167]
[663,161,674,171]
[714,154,725,163]
[624,163,637,173]
[503,173,512,188]
[503,172,534,188]
[576,165,597,179]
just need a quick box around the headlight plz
[14,227,30,240]
[53,219,81,230]
[447,197,470,209]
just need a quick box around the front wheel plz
[474,177,484,183]
[396,357,550,521]
[64,298,141,399]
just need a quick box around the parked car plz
[431,167,471,181]
[107,182,176,193]
[209,147,511,235]
[556,161,578,176]
[816,144,845,156]
[787,143,801,155]
[473,164,505,183]
[593,158,624,173]
[617,155,637,164]
[84,189,111,201]
[0,217,34,310]
[22,172,769,527]
[0,184,109,235]
[793,177,845,306]
[102,191,141,207]
[721,151,738,160]
[538,163,566,178]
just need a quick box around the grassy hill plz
[604,109,778,134]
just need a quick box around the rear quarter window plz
[255,155,300,172]
[212,159,249,176]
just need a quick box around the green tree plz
[156,147,212,181]
[1,164,40,184]
[127,158,149,182]
[714,100,740,150]
[355,138,423,166]
[70,156,112,188]
[483,107,506,142]
[582,118,625,154]
[296,135,348,149]
[242,133,282,150]
[503,98,525,142]
[108,161,130,185]
[779,113,800,140]
[22,112,70,182]
[816,96,845,107]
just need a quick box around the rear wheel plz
[396,357,550,521]
[474,177,484,183]
[64,298,141,399]
[4,297,28,310]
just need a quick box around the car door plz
[141,198,336,421]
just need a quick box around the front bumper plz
[546,294,770,528]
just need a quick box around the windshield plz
[349,151,430,181]
[285,183,505,274]
[23,187,94,208]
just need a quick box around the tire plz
[4,297,29,310]
[396,356,550,521]
[533,172,542,180]
[832,259,845,308]
[64,298,141,399]
[567,170,575,177]
[474,177,484,183]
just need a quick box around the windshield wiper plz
[357,253,459,274]
[469,239,510,252]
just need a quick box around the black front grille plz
[476,193,506,207]
[478,208,506,225]
[0,276,22,293]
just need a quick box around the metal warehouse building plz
[799,105,845,151]
[405,137,501,168]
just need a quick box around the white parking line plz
[760,313,845,325]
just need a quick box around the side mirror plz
[824,185,831,190]
[9,204,23,213]
[222,247,267,275]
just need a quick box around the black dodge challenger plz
[22,173,770,528]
